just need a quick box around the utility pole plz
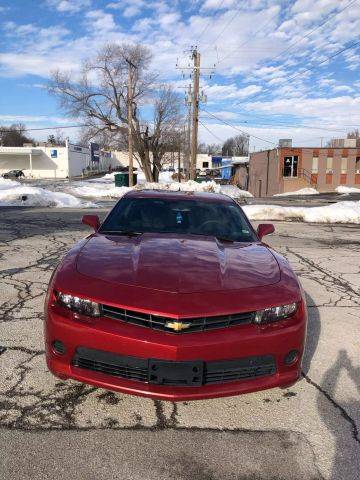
[185,84,192,180]
[176,47,212,180]
[190,48,200,180]
[126,59,135,187]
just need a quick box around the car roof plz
[123,188,234,204]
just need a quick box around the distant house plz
[248,141,360,197]
[208,155,249,187]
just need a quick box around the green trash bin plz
[114,173,137,187]
[195,176,208,183]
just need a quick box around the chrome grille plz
[101,304,255,333]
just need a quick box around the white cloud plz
[107,0,146,18]
[1,0,358,150]
[46,0,91,14]
[204,83,262,100]
[85,9,117,31]
[0,114,75,124]
[202,0,236,10]
[332,85,354,93]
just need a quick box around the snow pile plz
[68,178,226,198]
[137,179,222,193]
[274,188,319,196]
[69,181,132,199]
[68,172,254,200]
[0,177,20,190]
[158,170,176,183]
[336,186,360,194]
[0,179,95,208]
[220,185,253,198]
[243,201,360,224]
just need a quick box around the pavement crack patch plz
[302,372,360,445]
[287,247,360,306]
[153,400,168,429]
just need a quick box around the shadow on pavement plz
[316,350,360,480]
[302,292,321,375]
[302,294,360,480]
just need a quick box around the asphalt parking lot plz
[0,206,359,480]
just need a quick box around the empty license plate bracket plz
[148,359,203,386]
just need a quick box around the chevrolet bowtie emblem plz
[165,321,191,332]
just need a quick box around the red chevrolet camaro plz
[45,189,307,401]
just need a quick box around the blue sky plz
[0,0,359,149]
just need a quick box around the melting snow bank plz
[69,182,132,199]
[274,188,319,196]
[68,178,252,199]
[243,201,360,224]
[220,184,253,198]
[0,179,96,208]
[336,186,360,194]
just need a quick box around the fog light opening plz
[52,340,66,355]
[284,350,299,365]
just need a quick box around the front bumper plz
[45,302,306,401]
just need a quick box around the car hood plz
[76,233,281,294]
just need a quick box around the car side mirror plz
[257,223,275,240]
[82,215,100,232]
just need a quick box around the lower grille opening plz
[72,347,276,387]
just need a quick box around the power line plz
[269,0,358,65]
[285,38,360,82]
[202,1,242,54]
[216,14,276,65]
[199,119,224,143]
[196,0,226,45]
[201,108,276,145]
[234,37,360,106]
[200,115,353,133]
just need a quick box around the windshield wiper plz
[215,236,235,243]
[100,230,143,237]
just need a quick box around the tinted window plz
[100,197,256,242]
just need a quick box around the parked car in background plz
[45,190,307,401]
[2,169,25,179]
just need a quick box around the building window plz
[326,157,333,173]
[202,161,209,168]
[356,157,360,174]
[341,157,347,174]
[312,157,318,173]
[283,156,298,177]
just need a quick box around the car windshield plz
[100,197,256,242]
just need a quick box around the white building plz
[110,151,213,172]
[0,140,116,179]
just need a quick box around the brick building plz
[248,144,360,197]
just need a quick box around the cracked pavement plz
[0,206,359,480]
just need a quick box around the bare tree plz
[0,123,34,147]
[47,130,66,146]
[222,134,249,156]
[198,142,222,155]
[49,43,183,181]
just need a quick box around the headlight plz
[254,302,297,324]
[56,291,100,317]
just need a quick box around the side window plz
[312,157,318,173]
[202,161,209,168]
[326,157,333,173]
[356,157,360,174]
[341,158,347,174]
